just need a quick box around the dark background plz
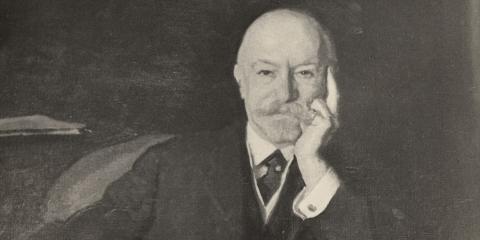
[0,0,478,239]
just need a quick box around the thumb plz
[325,66,339,117]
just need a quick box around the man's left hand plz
[295,66,339,191]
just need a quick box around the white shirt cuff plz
[292,167,341,219]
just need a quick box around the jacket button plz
[392,208,406,220]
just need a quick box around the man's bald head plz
[233,8,338,147]
[236,8,336,68]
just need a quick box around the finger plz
[325,66,339,116]
[310,99,331,119]
[300,121,307,132]
[310,99,333,127]
[311,98,341,130]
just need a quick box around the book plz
[0,115,86,137]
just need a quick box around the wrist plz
[297,155,329,191]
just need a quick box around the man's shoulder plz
[139,122,244,165]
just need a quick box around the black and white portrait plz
[0,1,479,240]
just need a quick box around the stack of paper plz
[0,115,86,137]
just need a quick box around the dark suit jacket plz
[32,121,411,240]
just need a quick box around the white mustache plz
[254,102,312,121]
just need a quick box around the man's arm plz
[303,185,412,240]
[292,167,340,219]
[30,145,165,240]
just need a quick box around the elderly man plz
[35,8,409,240]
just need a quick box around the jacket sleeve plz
[303,185,412,240]
[30,145,165,240]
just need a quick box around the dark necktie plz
[256,149,288,204]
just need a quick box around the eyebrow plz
[251,59,280,68]
[250,58,322,68]
[292,58,320,68]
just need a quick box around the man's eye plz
[257,70,274,77]
[298,70,314,78]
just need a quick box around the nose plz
[278,70,299,103]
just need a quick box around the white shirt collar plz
[246,123,295,166]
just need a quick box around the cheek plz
[297,83,326,102]
[245,82,277,107]
[246,90,277,111]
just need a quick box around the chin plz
[255,116,302,146]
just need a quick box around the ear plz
[325,66,339,116]
[234,64,246,99]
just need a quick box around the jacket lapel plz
[201,121,264,238]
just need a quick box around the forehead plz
[239,11,323,66]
